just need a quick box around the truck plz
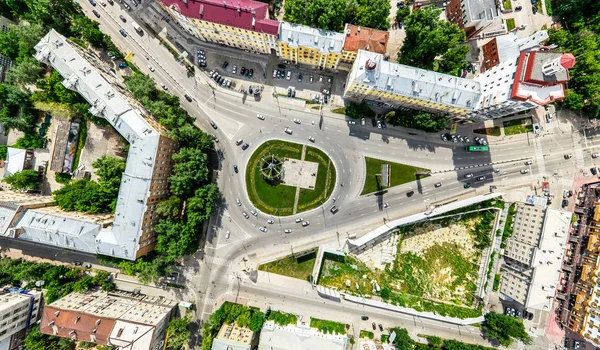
[131,21,143,34]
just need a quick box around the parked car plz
[160,82,167,90]
[284,127,292,135]
[515,5,522,10]
[308,136,315,142]
[233,165,238,173]
[83,262,92,268]
[298,73,302,82]
[248,69,253,78]
[71,261,82,266]
[562,199,569,208]
[259,226,267,232]
[476,176,486,181]
[284,229,292,233]
[348,120,356,125]
[361,316,369,321]
[267,219,274,224]
[222,61,229,69]
[464,183,471,189]
[591,167,598,175]
[378,324,383,331]
[372,322,376,330]
[464,173,473,178]
[520,169,529,174]
[593,153,600,158]
[564,154,572,159]
[286,71,291,80]
[184,94,192,102]
[148,65,155,72]
[294,119,301,124]
[525,160,532,165]
[406,190,414,197]
[361,118,366,126]
[88,0,97,5]
[118,62,127,68]
[92,9,100,17]
[225,231,230,239]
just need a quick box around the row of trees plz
[283,0,391,31]
[549,0,600,117]
[53,156,126,213]
[385,110,449,132]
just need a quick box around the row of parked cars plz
[504,307,534,320]
[209,70,232,88]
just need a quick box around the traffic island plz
[361,157,430,195]
[245,140,336,216]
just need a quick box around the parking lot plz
[193,44,268,86]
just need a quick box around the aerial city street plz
[0,0,598,349]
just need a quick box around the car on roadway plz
[520,169,529,174]
[294,119,301,124]
[361,118,366,126]
[89,0,97,5]
[564,154,572,159]
[308,136,315,142]
[371,322,376,330]
[210,121,217,129]
[250,209,258,216]
[575,341,581,349]
[92,10,100,17]
[434,182,442,188]
[242,143,249,150]
[406,190,414,197]
[242,211,249,219]
[302,221,310,227]
[184,94,192,102]
[235,139,243,146]
[525,160,532,165]
[361,316,369,321]
[236,198,241,206]
[476,176,486,181]
[225,231,230,239]
[119,29,127,37]
[494,168,501,173]
[267,219,274,224]
[515,5,522,10]
[284,127,292,135]
[82,262,92,268]
[148,65,155,72]
[160,83,168,90]
[464,183,471,189]
[233,165,238,173]
[593,153,600,158]
[259,226,268,233]
[591,167,598,175]
[378,324,383,331]
[284,229,292,233]
[348,120,356,125]
[257,114,265,120]
[71,261,82,266]
[464,173,473,178]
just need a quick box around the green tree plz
[398,5,466,70]
[124,73,158,102]
[396,6,411,21]
[0,83,36,132]
[166,317,191,350]
[380,287,391,299]
[71,15,107,48]
[156,195,183,219]
[236,311,252,328]
[3,170,40,190]
[186,184,219,225]
[389,327,414,349]
[283,0,347,31]
[14,133,44,149]
[439,44,469,76]
[169,148,209,198]
[0,22,45,62]
[482,312,532,347]
[249,311,265,332]
[24,325,75,350]
[92,155,126,190]
[53,179,114,213]
[345,0,391,30]
[5,56,43,87]
[0,145,7,161]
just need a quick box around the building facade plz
[278,22,345,70]
[12,29,179,260]
[159,0,279,54]
[569,204,600,346]
[0,289,42,350]
[40,290,176,350]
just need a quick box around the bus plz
[466,145,489,152]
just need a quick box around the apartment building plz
[445,0,504,40]
[159,0,279,54]
[40,290,176,350]
[0,29,180,260]
[569,203,600,346]
[0,289,42,350]
[258,320,347,350]
[211,322,254,350]
[339,24,389,71]
[278,22,345,70]
[500,203,571,310]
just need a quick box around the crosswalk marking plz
[573,133,585,168]
[205,256,232,268]
[534,139,547,176]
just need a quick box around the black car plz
[241,67,246,75]
[371,322,376,330]
[92,9,100,17]
[249,69,254,78]
[71,261,82,266]
[222,61,229,69]
[242,143,249,150]
[361,316,369,320]
[380,121,386,129]
[245,68,251,77]
[562,199,569,208]
[287,88,292,97]
[233,165,238,173]
[372,118,377,127]
[406,190,414,197]
[515,5,522,10]
[378,324,383,331]
[184,94,192,102]
[591,167,598,175]
[532,5,537,14]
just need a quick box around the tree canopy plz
[548,0,600,117]
[284,0,390,31]
[389,327,414,349]
[0,83,37,133]
[166,316,191,350]
[482,312,532,347]
[3,170,41,190]
[398,5,467,74]
[385,110,448,132]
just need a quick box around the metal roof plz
[279,22,345,54]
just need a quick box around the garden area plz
[506,18,516,31]
[258,250,317,281]
[245,140,335,216]
[362,157,430,195]
[503,117,533,135]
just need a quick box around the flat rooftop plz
[280,22,345,54]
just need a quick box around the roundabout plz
[245,139,337,216]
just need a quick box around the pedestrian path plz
[204,256,233,268]
[534,138,547,175]
[572,132,585,168]
[292,145,307,214]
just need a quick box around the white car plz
[250,209,258,217]
[225,231,230,239]
[259,226,268,233]
[284,229,292,233]
[348,120,356,125]
[295,217,303,223]
[520,169,529,174]
[308,136,315,142]
[593,153,600,159]
[236,198,241,206]
[464,173,473,178]
[525,160,532,165]
[160,83,168,90]
[286,71,291,80]
[242,211,249,219]
[284,127,292,135]
[294,119,301,124]
[232,65,237,74]
[302,221,310,227]
[257,114,265,120]
[148,65,155,72]
[267,219,274,224]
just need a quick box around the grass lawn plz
[361,157,430,195]
[246,140,335,216]
[332,107,346,115]
[258,250,317,281]
[473,126,501,137]
[506,18,516,31]
[502,0,512,9]
[309,318,346,335]
[298,147,336,212]
[503,117,533,135]
[360,330,374,339]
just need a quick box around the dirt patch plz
[400,219,479,260]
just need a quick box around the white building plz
[258,320,348,350]
[40,290,176,350]
[0,289,42,350]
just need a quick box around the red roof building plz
[160,0,279,54]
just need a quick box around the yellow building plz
[278,22,345,70]
[158,0,279,54]
[344,50,480,118]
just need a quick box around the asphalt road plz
[61,2,600,347]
